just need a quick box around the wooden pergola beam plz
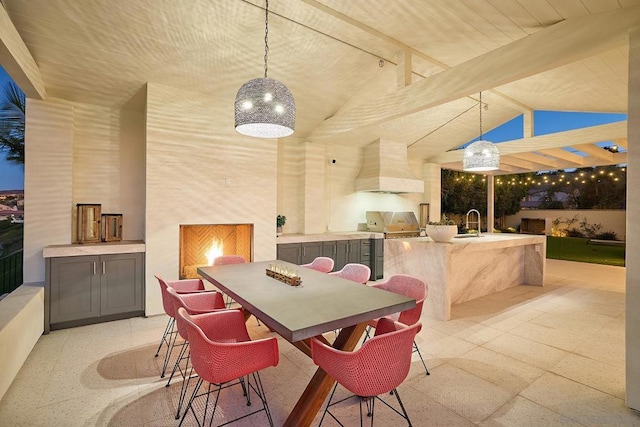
[306,8,640,143]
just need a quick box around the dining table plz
[197,260,415,427]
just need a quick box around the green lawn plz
[546,236,625,267]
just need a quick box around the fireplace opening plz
[179,224,253,279]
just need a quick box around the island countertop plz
[385,233,546,320]
[394,233,545,252]
[276,232,384,244]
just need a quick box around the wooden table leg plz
[283,322,367,427]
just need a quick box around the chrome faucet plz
[466,209,481,237]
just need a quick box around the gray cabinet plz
[49,255,101,325]
[46,252,144,332]
[371,238,384,280]
[300,241,322,264]
[277,241,324,265]
[277,237,382,280]
[336,240,361,271]
[277,243,301,264]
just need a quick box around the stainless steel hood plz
[355,139,424,194]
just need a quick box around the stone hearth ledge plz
[43,240,145,258]
[384,234,546,320]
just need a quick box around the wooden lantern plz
[102,214,123,242]
[77,204,101,243]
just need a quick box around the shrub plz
[566,228,585,238]
[594,231,618,241]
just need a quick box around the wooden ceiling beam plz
[538,148,585,165]
[429,121,626,165]
[0,5,46,99]
[572,143,614,160]
[306,7,640,143]
[510,152,559,168]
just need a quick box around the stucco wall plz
[144,83,278,316]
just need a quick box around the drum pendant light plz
[463,92,499,171]
[234,0,295,138]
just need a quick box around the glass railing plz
[0,250,23,296]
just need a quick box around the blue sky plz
[469,110,627,149]
[0,66,25,190]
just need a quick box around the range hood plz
[355,139,424,194]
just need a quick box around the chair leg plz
[391,388,413,426]
[318,382,340,427]
[413,340,430,375]
[362,325,373,344]
[155,317,175,357]
[167,340,189,387]
[175,351,195,419]
[160,325,179,378]
[178,377,204,427]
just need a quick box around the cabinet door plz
[335,240,349,271]
[277,243,301,264]
[49,256,101,324]
[322,241,337,260]
[100,253,144,315]
[372,238,384,280]
[300,241,322,264]
[347,240,361,263]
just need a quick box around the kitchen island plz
[385,233,546,320]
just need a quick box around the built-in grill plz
[366,211,421,239]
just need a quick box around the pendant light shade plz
[235,77,295,138]
[463,92,499,171]
[234,0,295,138]
[463,140,500,171]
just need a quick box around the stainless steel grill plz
[366,211,421,239]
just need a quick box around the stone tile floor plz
[1,259,638,426]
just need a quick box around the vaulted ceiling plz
[1,0,637,174]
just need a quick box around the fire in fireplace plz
[179,224,253,279]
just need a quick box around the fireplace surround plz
[179,224,253,279]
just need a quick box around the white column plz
[626,26,640,411]
[23,99,73,283]
[487,176,495,233]
[523,110,534,137]
[422,163,441,221]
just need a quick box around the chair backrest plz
[301,256,334,273]
[155,275,178,318]
[371,274,427,326]
[328,263,371,284]
[177,307,279,384]
[311,318,421,397]
[155,274,206,318]
[166,287,226,339]
[213,255,247,265]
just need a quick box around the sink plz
[454,234,483,238]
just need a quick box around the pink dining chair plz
[328,262,371,284]
[365,274,430,375]
[165,287,228,419]
[301,256,335,273]
[311,318,421,426]
[176,307,279,427]
[155,274,211,378]
[213,255,247,307]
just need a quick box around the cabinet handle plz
[102,261,106,275]
[303,247,305,256]
[93,262,96,275]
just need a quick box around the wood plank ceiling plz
[1,0,637,175]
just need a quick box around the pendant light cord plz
[264,0,269,78]
[479,91,483,140]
